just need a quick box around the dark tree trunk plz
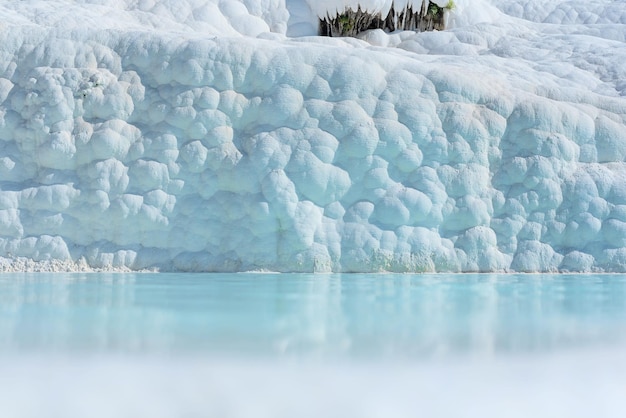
[319,1,446,38]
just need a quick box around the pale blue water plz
[2,273,626,360]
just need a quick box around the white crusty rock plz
[0,0,625,272]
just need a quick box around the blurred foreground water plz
[1,273,625,417]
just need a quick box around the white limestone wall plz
[0,1,625,272]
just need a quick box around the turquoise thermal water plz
[2,273,626,360]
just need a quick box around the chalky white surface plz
[0,0,625,272]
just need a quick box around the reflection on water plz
[1,273,626,359]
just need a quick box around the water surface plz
[2,273,625,359]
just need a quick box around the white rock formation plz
[0,0,625,272]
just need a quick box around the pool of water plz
[2,272,626,358]
[2,273,626,418]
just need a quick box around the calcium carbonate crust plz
[0,1,625,272]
